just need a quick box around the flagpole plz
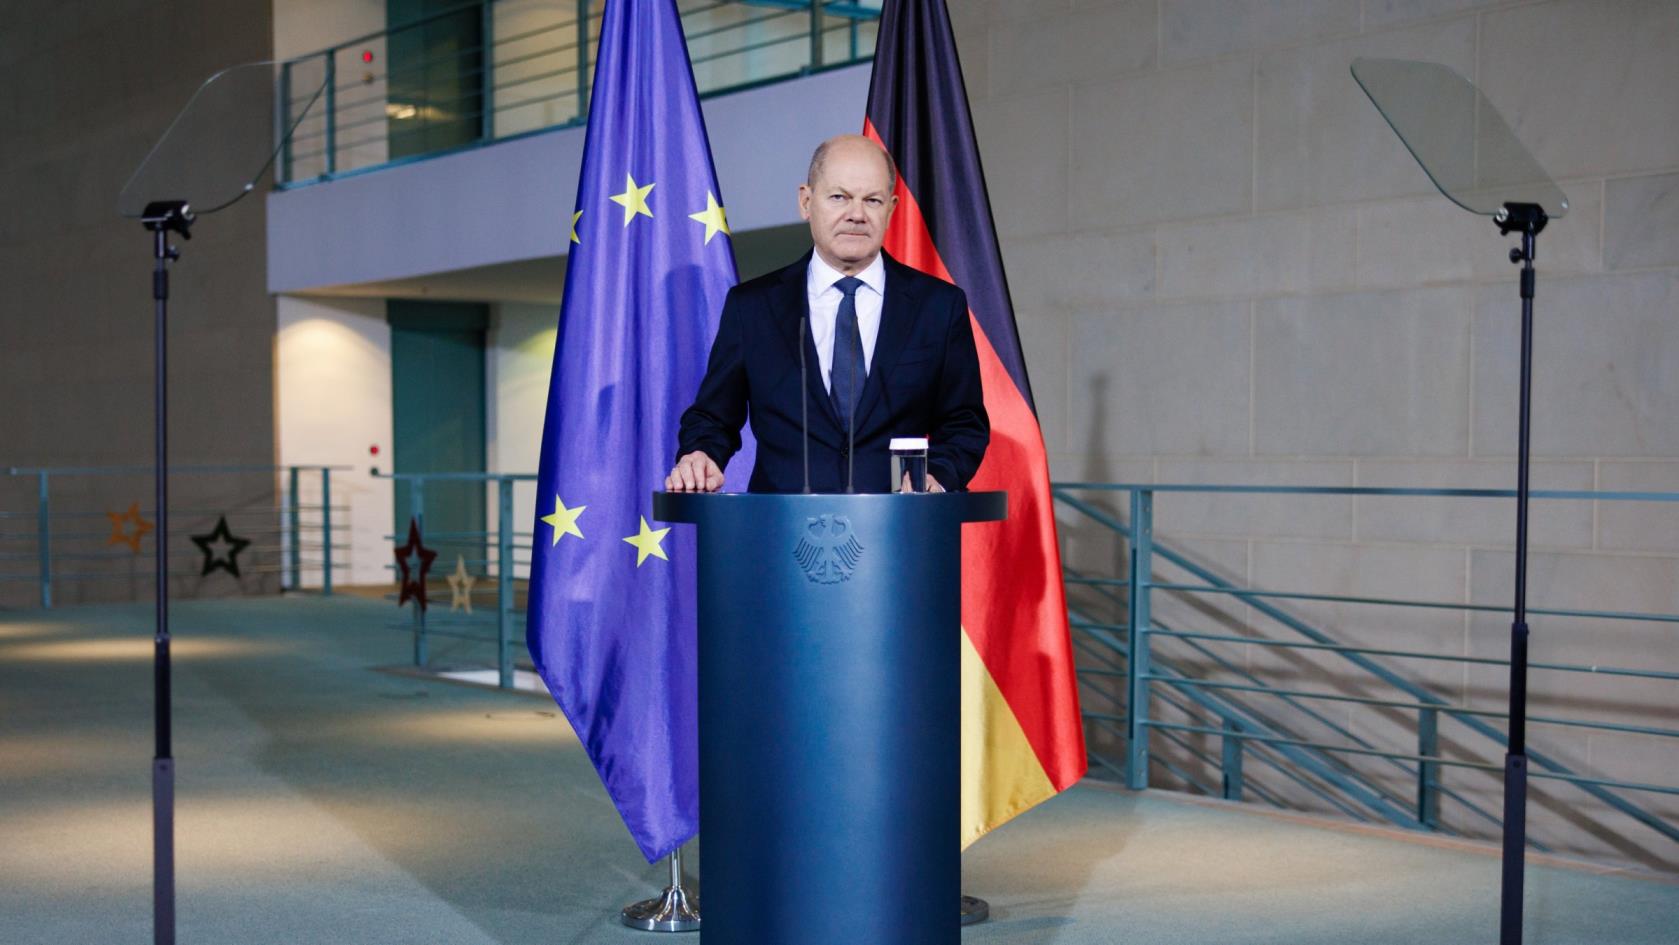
[620,846,700,932]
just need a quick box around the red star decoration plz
[394,518,438,611]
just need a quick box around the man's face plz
[798,143,897,274]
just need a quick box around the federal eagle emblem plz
[794,513,864,584]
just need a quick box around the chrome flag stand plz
[621,848,700,932]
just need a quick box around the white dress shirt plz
[806,251,886,394]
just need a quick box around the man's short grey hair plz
[806,137,898,195]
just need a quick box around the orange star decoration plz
[106,503,154,554]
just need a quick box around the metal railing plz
[356,471,1679,859]
[277,0,882,186]
[379,471,536,688]
[1053,482,1679,859]
[1,465,350,608]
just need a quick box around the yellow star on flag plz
[623,516,671,567]
[570,209,583,244]
[609,173,654,225]
[540,496,585,545]
[687,191,730,244]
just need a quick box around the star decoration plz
[447,555,476,614]
[394,518,438,611]
[571,209,583,244]
[688,191,730,244]
[623,516,671,567]
[540,495,585,546]
[106,502,153,554]
[609,173,655,225]
[190,515,252,578]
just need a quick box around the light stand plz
[1495,200,1547,945]
[141,199,194,945]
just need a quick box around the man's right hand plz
[666,451,725,492]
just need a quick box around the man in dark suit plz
[666,134,989,494]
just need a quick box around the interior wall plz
[274,0,385,59]
[273,0,389,178]
[0,0,278,606]
[491,0,592,137]
[487,301,559,551]
[275,295,393,588]
[949,0,1679,872]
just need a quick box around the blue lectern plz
[653,491,1007,945]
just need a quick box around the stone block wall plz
[0,0,279,606]
[951,0,1679,870]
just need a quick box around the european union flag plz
[526,0,752,862]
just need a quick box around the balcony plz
[277,0,882,187]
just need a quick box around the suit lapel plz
[770,252,842,431]
[852,255,918,433]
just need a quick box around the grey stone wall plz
[953,0,1679,870]
[0,1,279,606]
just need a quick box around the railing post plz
[1125,487,1153,790]
[288,466,301,591]
[497,477,514,689]
[808,0,824,71]
[37,471,52,609]
[575,0,590,120]
[1222,717,1245,801]
[411,478,427,668]
[278,60,293,184]
[323,49,337,176]
[1418,707,1441,829]
[320,468,334,596]
[480,0,495,142]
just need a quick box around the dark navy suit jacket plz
[677,251,989,493]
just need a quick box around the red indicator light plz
[361,50,375,64]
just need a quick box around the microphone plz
[799,314,811,494]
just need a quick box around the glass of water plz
[891,437,929,493]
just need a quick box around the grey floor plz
[2,595,1674,945]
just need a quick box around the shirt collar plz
[808,251,886,297]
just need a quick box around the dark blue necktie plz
[829,276,866,431]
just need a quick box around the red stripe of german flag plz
[864,0,1085,844]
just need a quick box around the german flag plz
[864,0,1087,845]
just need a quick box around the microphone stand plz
[141,199,194,945]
